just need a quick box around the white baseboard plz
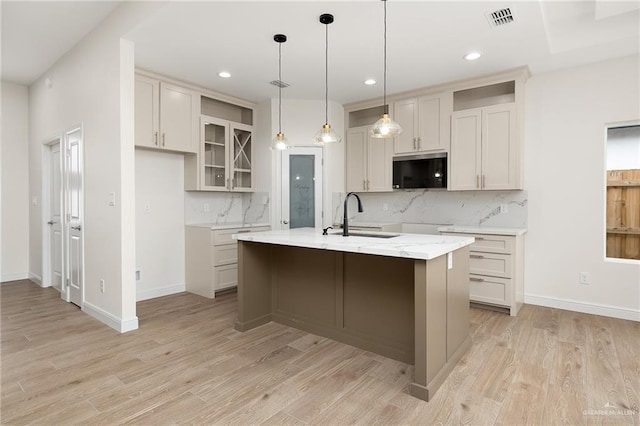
[525,294,640,322]
[83,301,139,333]
[137,283,185,302]
[1,272,30,283]
[29,273,43,286]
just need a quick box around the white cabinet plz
[393,92,452,155]
[198,116,254,192]
[441,231,524,316]
[450,103,517,190]
[185,225,270,298]
[346,126,393,192]
[134,74,197,154]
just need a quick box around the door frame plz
[273,146,324,230]
[281,147,323,229]
[40,124,85,304]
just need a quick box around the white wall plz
[1,82,30,282]
[607,126,640,170]
[268,98,345,228]
[28,2,163,332]
[135,149,185,300]
[524,55,640,321]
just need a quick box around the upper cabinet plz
[450,79,524,191]
[346,126,393,192]
[185,95,255,192]
[393,92,453,155]
[134,74,198,154]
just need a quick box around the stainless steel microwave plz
[392,153,447,189]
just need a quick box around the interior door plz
[281,147,323,229]
[65,127,83,307]
[49,142,64,291]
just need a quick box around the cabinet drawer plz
[469,252,512,278]
[213,244,237,266]
[469,274,511,306]
[212,226,270,246]
[213,264,238,291]
[471,235,513,254]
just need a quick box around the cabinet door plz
[201,116,229,191]
[346,127,367,192]
[450,109,482,190]
[367,137,393,192]
[160,82,197,153]
[230,122,254,192]
[481,103,517,190]
[134,75,159,149]
[417,92,452,152]
[393,98,417,154]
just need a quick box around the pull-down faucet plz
[343,192,363,237]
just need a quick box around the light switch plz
[108,192,116,206]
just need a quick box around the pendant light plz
[370,0,402,138]
[270,34,291,151]
[313,13,342,145]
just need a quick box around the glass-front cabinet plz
[199,116,253,192]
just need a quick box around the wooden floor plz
[1,280,638,425]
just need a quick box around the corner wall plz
[524,55,640,321]
[1,82,30,282]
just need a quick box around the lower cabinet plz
[185,225,270,298]
[441,231,524,316]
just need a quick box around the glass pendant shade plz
[370,113,403,138]
[313,124,342,145]
[270,132,289,151]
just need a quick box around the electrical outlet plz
[383,203,389,211]
[100,279,105,293]
[579,272,590,285]
[144,203,151,213]
[500,204,509,214]
[203,203,211,212]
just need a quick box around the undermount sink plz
[329,231,399,239]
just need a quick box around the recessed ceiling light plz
[364,79,376,85]
[464,52,482,61]
[218,71,231,78]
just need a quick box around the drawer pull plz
[470,254,485,259]
[237,230,251,233]
[474,237,485,240]
[470,277,484,282]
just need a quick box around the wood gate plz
[607,169,640,260]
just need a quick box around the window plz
[606,124,640,260]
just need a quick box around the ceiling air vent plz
[485,7,515,28]
[269,80,290,88]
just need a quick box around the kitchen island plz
[234,228,474,401]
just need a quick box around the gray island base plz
[234,229,473,402]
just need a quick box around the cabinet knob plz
[162,133,166,147]
[154,131,159,146]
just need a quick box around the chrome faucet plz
[343,192,363,237]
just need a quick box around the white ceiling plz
[2,1,639,105]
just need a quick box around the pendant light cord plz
[278,41,282,134]
[325,22,329,125]
[383,0,388,115]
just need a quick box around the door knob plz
[282,220,289,225]
[47,220,56,225]
[71,225,82,231]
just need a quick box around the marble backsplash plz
[332,189,527,228]
[185,191,270,225]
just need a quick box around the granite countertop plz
[234,227,474,261]
[438,225,527,236]
[186,222,270,230]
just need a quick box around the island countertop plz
[234,227,474,260]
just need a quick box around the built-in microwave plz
[392,153,447,189]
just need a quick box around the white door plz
[65,127,84,307]
[281,147,323,229]
[450,109,482,190]
[346,127,367,192]
[482,103,517,190]
[49,142,64,291]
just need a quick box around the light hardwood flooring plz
[1,279,638,425]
